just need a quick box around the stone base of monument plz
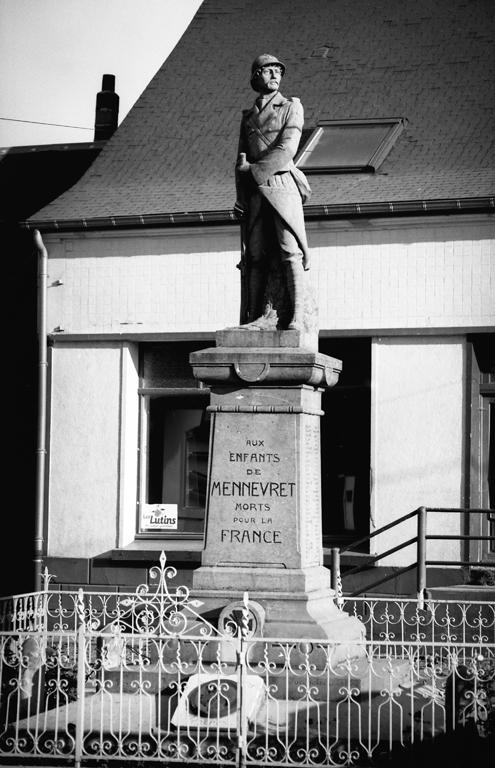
[189,330,365,657]
[193,566,364,660]
[192,580,364,664]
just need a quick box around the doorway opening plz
[319,337,371,549]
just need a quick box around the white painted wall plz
[43,215,495,336]
[48,343,133,558]
[42,215,493,561]
[118,343,140,548]
[311,219,494,331]
[371,337,465,565]
[44,228,241,334]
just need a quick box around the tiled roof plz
[30,0,495,224]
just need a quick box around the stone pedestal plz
[189,330,364,647]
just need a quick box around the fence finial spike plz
[41,566,55,591]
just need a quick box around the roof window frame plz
[295,117,406,173]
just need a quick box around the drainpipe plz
[33,230,47,592]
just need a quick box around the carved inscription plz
[208,422,296,553]
[202,407,325,571]
[221,529,281,544]
[301,418,322,565]
[212,480,295,497]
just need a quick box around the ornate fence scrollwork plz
[1,557,494,766]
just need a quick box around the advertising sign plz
[141,503,178,531]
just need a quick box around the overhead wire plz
[0,117,92,130]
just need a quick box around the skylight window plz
[295,118,405,173]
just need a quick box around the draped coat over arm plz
[235,92,312,263]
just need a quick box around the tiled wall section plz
[44,216,495,334]
[45,229,241,334]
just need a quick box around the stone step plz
[426,584,495,602]
[339,569,486,598]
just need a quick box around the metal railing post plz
[417,507,427,608]
[237,591,249,768]
[331,547,340,592]
[74,590,86,768]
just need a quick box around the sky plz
[0,0,203,147]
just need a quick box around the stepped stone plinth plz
[189,330,365,653]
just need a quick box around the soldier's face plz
[254,65,282,94]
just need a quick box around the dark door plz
[319,338,371,548]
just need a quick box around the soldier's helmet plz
[250,53,286,88]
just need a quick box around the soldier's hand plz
[234,200,247,220]
[236,152,251,173]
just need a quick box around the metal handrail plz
[331,506,495,605]
[348,563,417,598]
[339,508,419,553]
[342,536,418,578]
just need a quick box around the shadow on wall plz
[2,224,37,597]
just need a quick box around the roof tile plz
[31,0,495,223]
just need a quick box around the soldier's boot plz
[285,259,305,330]
[247,265,266,322]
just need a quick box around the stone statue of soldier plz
[234,54,313,332]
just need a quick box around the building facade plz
[34,212,494,590]
[22,0,495,593]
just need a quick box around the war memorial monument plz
[190,55,364,646]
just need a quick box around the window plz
[295,118,405,173]
[137,342,211,539]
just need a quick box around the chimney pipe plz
[94,74,119,141]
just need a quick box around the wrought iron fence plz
[0,555,213,636]
[1,631,494,766]
[1,555,494,767]
[241,637,495,765]
[341,596,495,649]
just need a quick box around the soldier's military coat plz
[235,91,311,264]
